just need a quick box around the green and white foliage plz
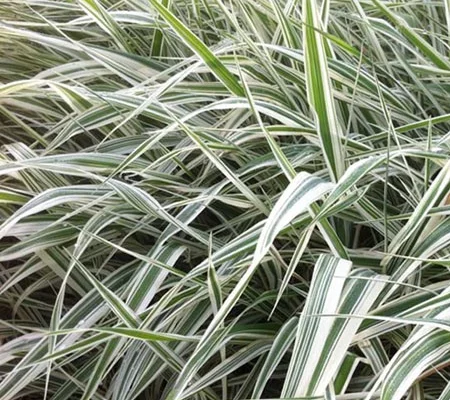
[0,0,450,399]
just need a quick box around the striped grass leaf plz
[147,0,244,96]
[304,269,386,396]
[252,316,298,398]
[371,0,450,70]
[282,255,351,397]
[379,329,450,400]
[334,353,362,395]
[382,160,450,270]
[302,0,345,182]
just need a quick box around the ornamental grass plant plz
[1,0,450,399]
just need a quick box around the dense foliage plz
[1,0,450,399]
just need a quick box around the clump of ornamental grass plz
[0,0,450,399]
